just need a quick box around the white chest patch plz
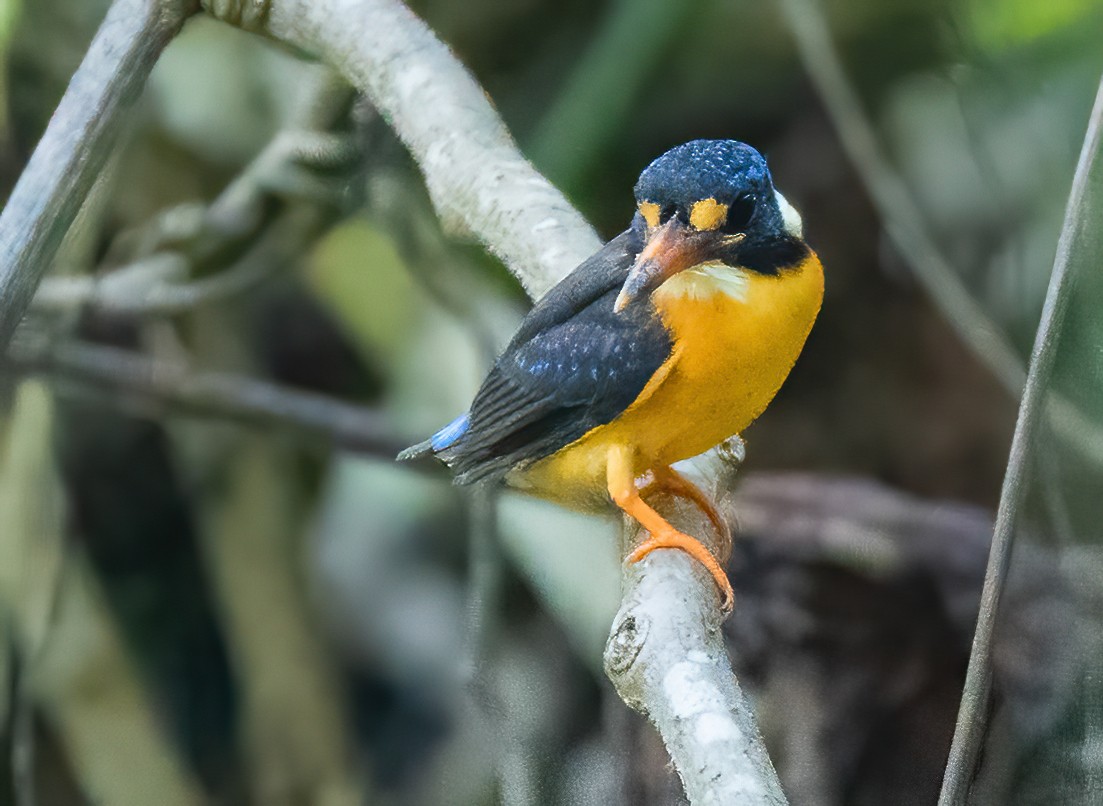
[655,261,750,303]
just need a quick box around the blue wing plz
[399,231,672,483]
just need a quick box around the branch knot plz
[604,613,647,677]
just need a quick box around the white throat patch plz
[656,261,750,303]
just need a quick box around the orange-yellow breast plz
[510,252,824,507]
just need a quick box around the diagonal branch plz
[778,0,1024,392]
[778,0,1103,465]
[938,74,1103,805]
[204,1,785,801]
[203,0,601,298]
[0,0,198,350]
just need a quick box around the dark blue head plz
[634,140,775,214]
[615,140,807,312]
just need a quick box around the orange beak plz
[614,218,708,313]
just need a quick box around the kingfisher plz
[400,140,823,611]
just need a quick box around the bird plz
[399,139,823,611]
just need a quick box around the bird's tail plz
[396,413,470,463]
[396,438,435,462]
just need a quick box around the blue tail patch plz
[430,413,470,451]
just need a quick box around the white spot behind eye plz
[774,190,803,238]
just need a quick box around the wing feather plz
[437,231,673,483]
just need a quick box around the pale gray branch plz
[0,0,781,797]
[606,550,787,805]
[0,0,197,350]
[93,0,775,800]
[204,0,602,298]
[32,207,325,317]
[605,445,788,805]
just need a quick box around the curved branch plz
[205,2,784,800]
[32,207,326,317]
[778,0,1024,392]
[32,72,359,319]
[0,0,197,350]
[203,0,602,298]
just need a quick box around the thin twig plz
[0,0,197,350]
[462,488,505,687]
[461,488,530,805]
[5,336,412,460]
[938,74,1103,805]
[31,209,322,317]
[779,0,1024,391]
[205,0,602,298]
[32,73,359,319]
[778,0,1103,465]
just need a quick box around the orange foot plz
[626,529,734,613]
[639,465,732,556]
[608,447,734,614]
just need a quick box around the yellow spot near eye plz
[689,198,728,231]
[638,201,660,229]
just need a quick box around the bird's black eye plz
[722,194,756,234]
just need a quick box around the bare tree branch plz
[0,0,197,350]
[778,0,1024,391]
[203,0,602,298]
[605,446,787,806]
[5,336,411,459]
[0,0,778,798]
[32,70,359,319]
[938,73,1103,806]
[32,208,319,317]
[780,1,1103,791]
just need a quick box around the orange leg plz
[608,446,734,613]
[638,465,732,558]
